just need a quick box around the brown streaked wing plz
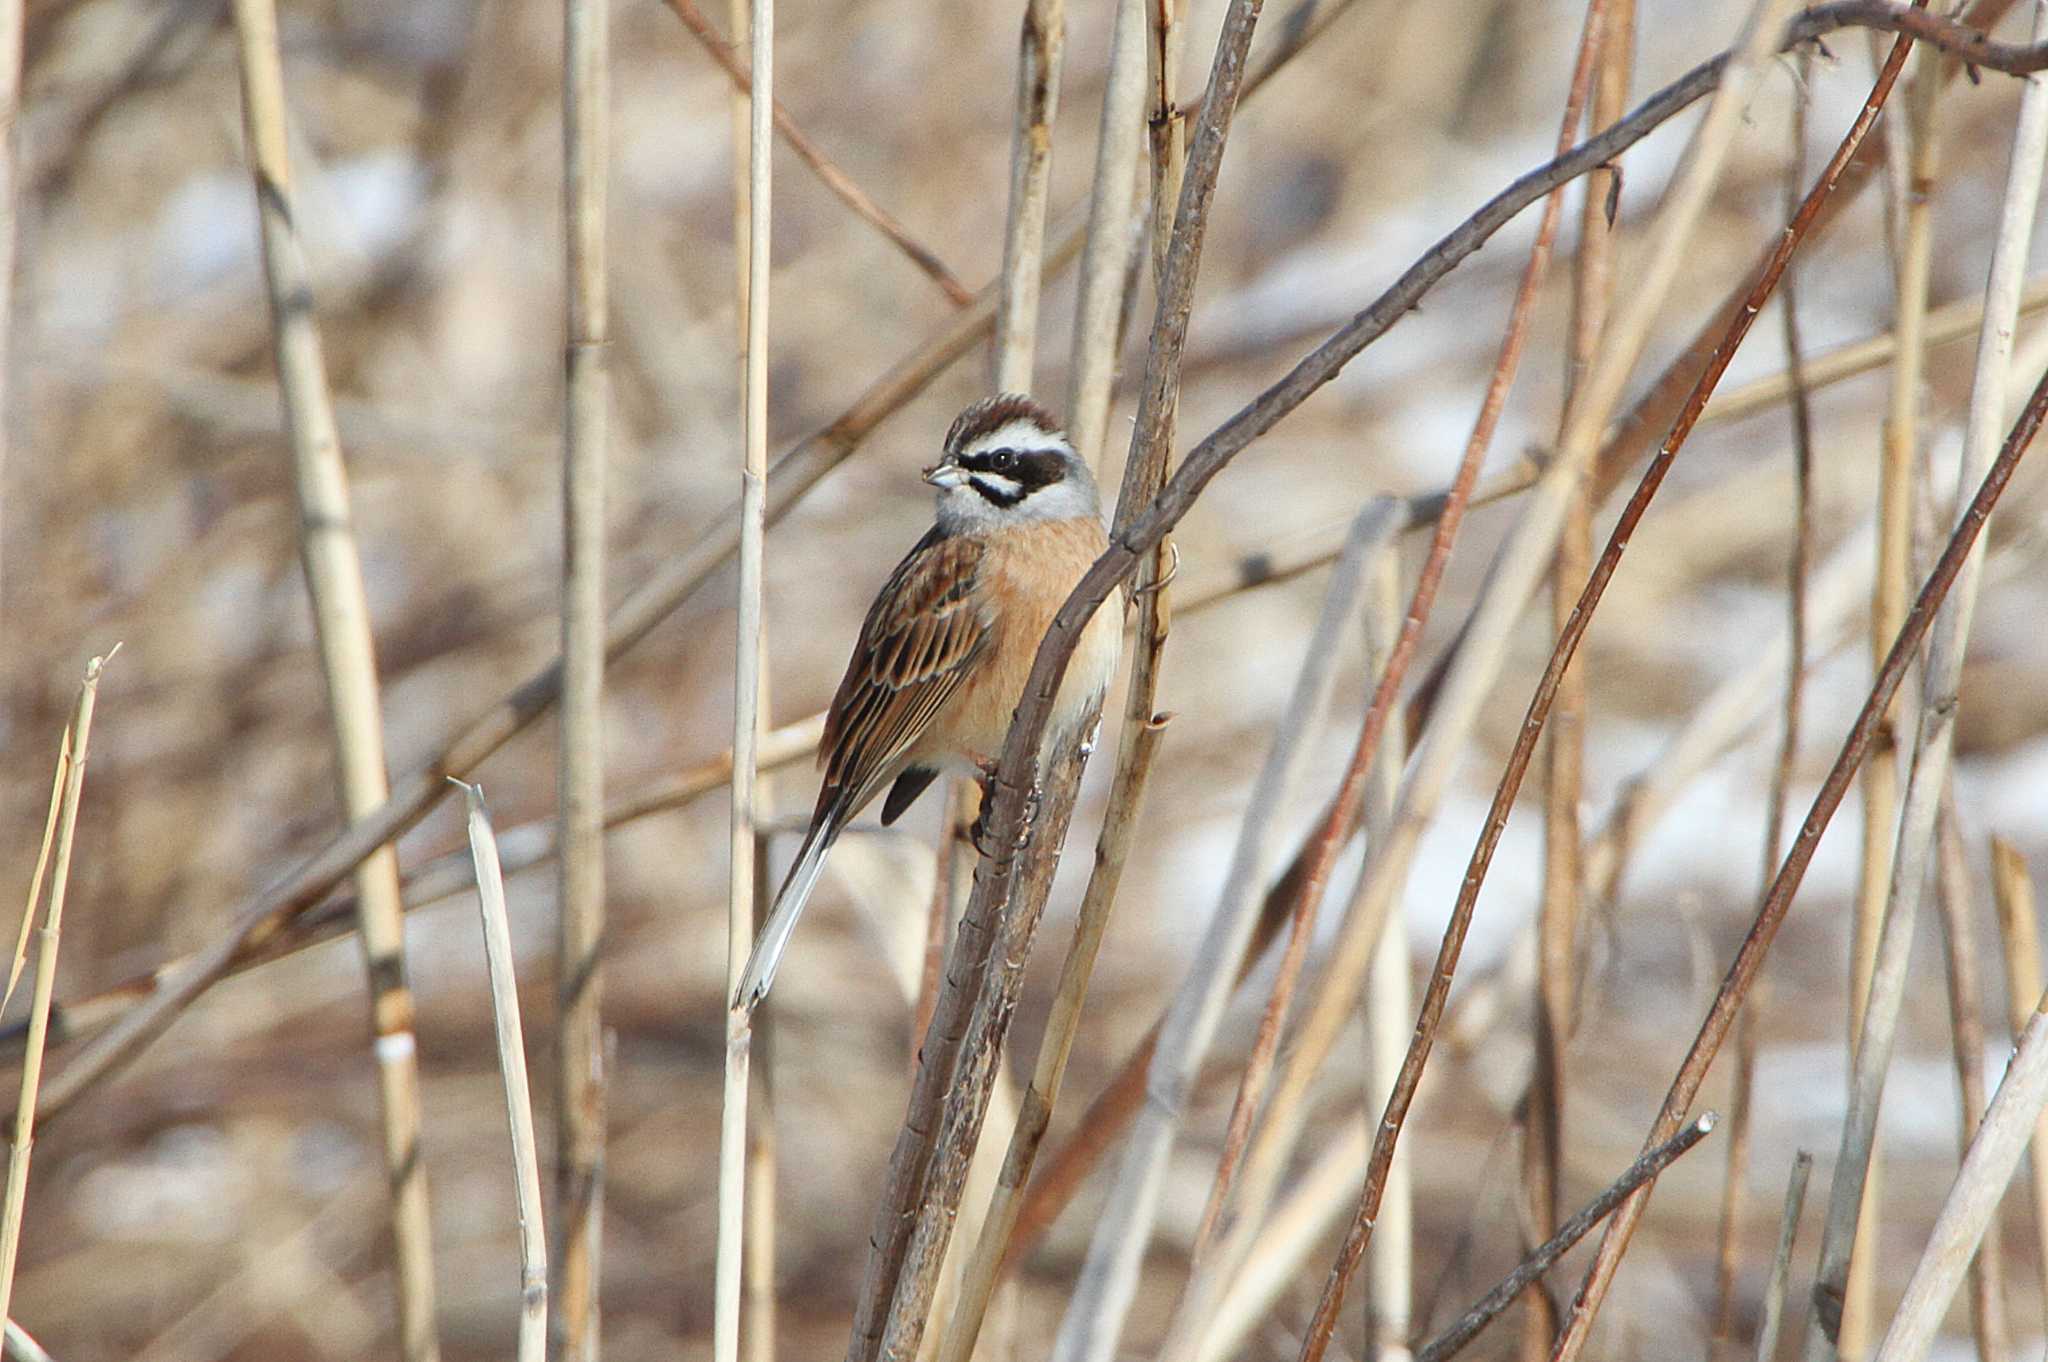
[818,527,993,808]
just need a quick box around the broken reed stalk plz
[1801,9,2048,1350]
[1753,1153,1814,1362]
[1712,48,1818,1353]
[1845,23,1940,1351]
[454,783,549,1362]
[37,0,2048,1135]
[0,653,108,1331]
[1416,1115,1717,1362]
[1989,836,2048,1310]
[229,0,439,1351]
[556,0,610,1352]
[1190,0,1610,1304]
[1933,793,2011,1361]
[1553,355,2048,1362]
[1064,0,1145,460]
[716,0,771,1358]
[1871,989,2048,1362]
[854,9,1277,1357]
[663,0,971,306]
[1533,4,1630,1348]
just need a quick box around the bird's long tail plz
[733,815,840,1012]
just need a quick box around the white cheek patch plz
[961,420,1071,459]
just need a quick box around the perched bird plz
[734,394,1124,1011]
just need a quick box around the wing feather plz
[817,527,993,813]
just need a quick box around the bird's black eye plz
[988,448,1016,472]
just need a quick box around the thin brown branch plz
[662,0,973,306]
[1550,362,2048,1362]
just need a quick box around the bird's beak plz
[923,459,965,489]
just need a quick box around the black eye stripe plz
[958,448,1064,489]
[969,476,1025,508]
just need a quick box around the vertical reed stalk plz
[1846,25,1940,1349]
[1065,0,1149,460]
[993,0,1064,391]
[1754,1154,1814,1362]
[229,0,439,1350]
[0,652,109,1331]
[557,0,611,1351]
[455,782,550,1362]
[0,0,17,616]
[716,0,771,1357]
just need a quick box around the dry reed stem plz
[1933,792,2011,1362]
[716,0,770,1360]
[1529,6,1630,1347]
[662,0,972,306]
[992,0,1064,390]
[37,0,2044,1128]
[853,3,1272,1357]
[1361,546,1414,1362]
[1554,353,2048,1362]
[454,782,549,1362]
[1064,0,1145,459]
[1872,990,2048,1362]
[1803,9,2048,1349]
[1145,0,1187,289]
[555,0,610,1352]
[1844,26,1939,1353]
[0,0,15,616]
[1755,1154,1815,1362]
[1415,1116,1718,1362]
[0,652,107,1333]
[229,0,438,1348]
[1989,836,2048,1313]
[1197,1,1610,1317]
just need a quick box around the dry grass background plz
[8,0,2048,1358]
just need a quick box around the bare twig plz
[1754,1153,1815,1362]
[556,0,610,1352]
[1417,1116,1718,1362]
[454,782,549,1362]
[0,653,109,1331]
[1990,836,2048,1314]
[1553,357,2048,1362]
[1802,8,2048,1350]
[1872,990,2048,1362]
[229,0,438,1349]
[1934,793,2012,1362]
[663,0,972,306]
